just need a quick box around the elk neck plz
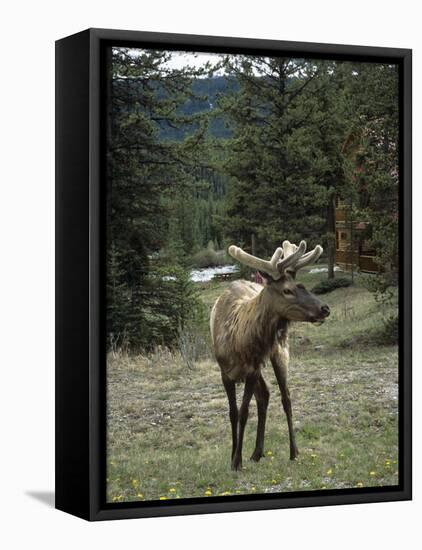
[232,285,289,362]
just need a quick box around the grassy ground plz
[106,268,399,503]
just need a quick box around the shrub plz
[107,264,207,353]
[190,248,219,268]
[177,326,210,369]
[311,277,352,295]
[380,314,399,345]
[144,265,207,349]
[190,248,230,268]
[361,272,397,307]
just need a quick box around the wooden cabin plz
[335,198,379,273]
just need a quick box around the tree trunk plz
[327,194,336,279]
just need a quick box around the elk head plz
[228,240,330,323]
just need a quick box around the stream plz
[189,265,238,282]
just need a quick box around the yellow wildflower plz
[251,487,256,492]
[369,471,376,476]
[271,479,277,485]
[131,479,138,487]
[266,451,273,456]
[356,482,363,488]
[311,454,317,459]
[385,460,391,466]
[159,496,167,500]
[169,488,176,493]
[204,489,212,496]
[326,469,333,475]
[136,493,144,498]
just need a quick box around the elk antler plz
[277,240,307,272]
[281,240,323,271]
[228,239,323,280]
[228,245,284,279]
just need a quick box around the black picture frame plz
[55,28,412,521]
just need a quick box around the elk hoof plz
[250,450,264,462]
[231,456,242,471]
[290,447,299,460]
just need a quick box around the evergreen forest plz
[106,48,399,352]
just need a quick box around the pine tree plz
[217,56,335,258]
[106,47,210,350]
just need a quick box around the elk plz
[210,240,330,471]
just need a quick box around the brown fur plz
[211,281,282,381]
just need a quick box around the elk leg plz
[221,373,238,461]
[250,374,270,462]
[271,354,299,460]
[232,373,257,471]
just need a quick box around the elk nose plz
[320,304,330,318]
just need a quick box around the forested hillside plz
[159,76,238,140]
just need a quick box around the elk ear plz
[258,270,274,285]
